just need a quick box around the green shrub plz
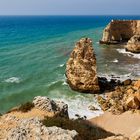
[18,102,34,112]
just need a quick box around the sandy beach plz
[90,111,140,137]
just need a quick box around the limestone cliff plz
[100,20,140,44]
[66,38,100,93]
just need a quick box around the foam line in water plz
[98,72,133,82]
[117,49,140,59]
[4,77,21,83]
[52,94,103,119]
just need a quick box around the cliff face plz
[100,20,140,44]
[66,38,100,93]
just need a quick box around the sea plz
[0,16,140,118]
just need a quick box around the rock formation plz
[0,96,77,140]
[97,79,140,115]
[33,96,68,118]
[66,38,100,93]
[5,118,77,140]
[100,20,140,44]
[125,34,140,53]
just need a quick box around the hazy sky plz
[0,0,139,15]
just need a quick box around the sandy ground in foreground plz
[89,111,140,137]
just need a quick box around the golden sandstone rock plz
[98,79,140,114]
[100,20,140,45]
[66,38,100,93]
[134,80,140,89]
[125,34,140,53]
[126,95,140,109]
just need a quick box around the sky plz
[0,0,139,15]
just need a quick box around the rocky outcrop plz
[0,96,77,140]
[66,38,100,93]
[97,79,140,114]
[100,20,140,44]
[125,34,140,53]
[33,96,68,118]
[4,117,78,140]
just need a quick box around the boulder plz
[122,79,132,86]
[134,91,140,102]
[126,95,140,109]
[100,20,140,44]
[125,34,140,53]
[88,105,99,111]
[126,88,134,95]
[97,79,140,114]
[66,38,100,93]
[134,80,140,90]
[33,96,68,118]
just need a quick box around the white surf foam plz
[59,64,65,67]
[51,92,103,119]
[112,59,119,63]
[62,81,68,85]
[98,72,133,82]
[4,77,21,83]
[117,49,140,59]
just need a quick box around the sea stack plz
[100,20,140,44]
[66,38,100,93]
[125,34,140,53]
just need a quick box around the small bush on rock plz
[18,102,34,112]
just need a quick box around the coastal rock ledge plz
[100,20,140,45]
[66,38,100,93]
[0,96,78,140]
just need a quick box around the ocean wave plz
[4,77,21,83]
[117,49,140,59]
[52,93,103,119]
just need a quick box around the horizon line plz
[0,14,140,16]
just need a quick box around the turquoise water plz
[0,16,140,118]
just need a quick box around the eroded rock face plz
[100,20,140,44]
[125,34,140,53]
[5,118,78,140]
[33,96,68,118]
[98,79,140,115]
[66,38,100,93]
[0,97,77,140]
